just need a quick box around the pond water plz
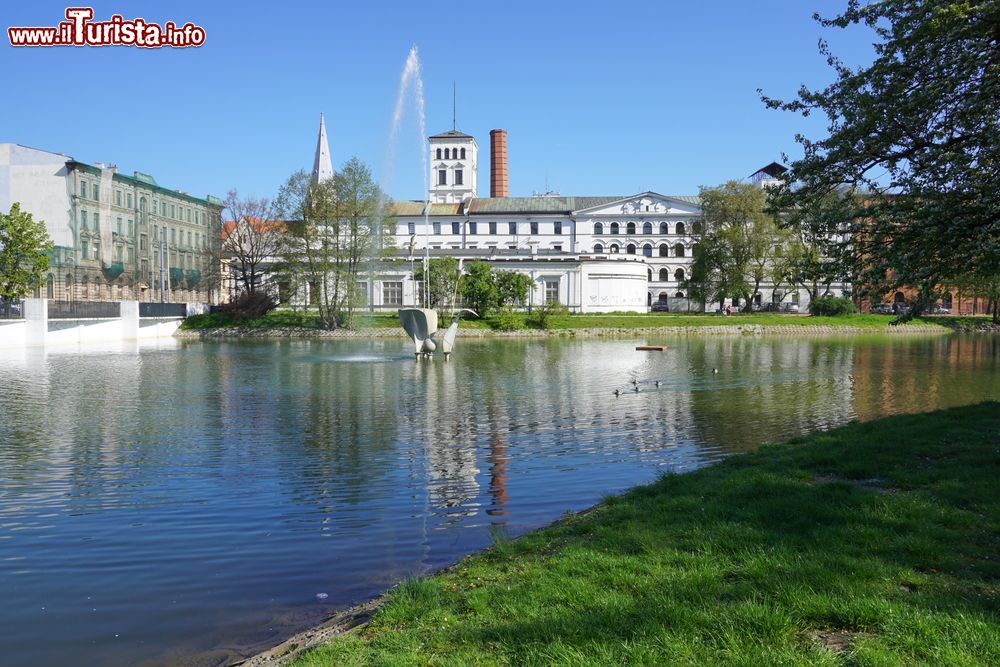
[0,335,997,666]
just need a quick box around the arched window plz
[610,222,620,235]
[675,291,685,298]
[626,243,636,255]
[658,291,668,303]
[594,222,604,235]
[626,222,636,235]
[674,268,685,281]
[94,277,102,300]
[436,148,442,159]
[894,291,906,304]
[81,276,88,299]
[658,244,668,257]
[674,243,685,257]
[46,274,54,299]
[64,273,73,300]
[610,244,620,254]
[648,292,653,306]
[594,243,604,254]
[693,221,703,234]
[676,222,686,235]
[460,148,466,159]
[642,222,652,235]
[659,222,669,234]
[647,269,653,281]
[642,244,652,257]
[445,148,451,159]
[658,268,669,281]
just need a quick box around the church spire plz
[312,113,334,183]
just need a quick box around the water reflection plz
[0,334,997,666]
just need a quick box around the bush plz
[525,302,570,329]
[492,306,525,331]
[220,290,277,321]
[809,296,856,316]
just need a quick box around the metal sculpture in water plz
[399,308,476,360]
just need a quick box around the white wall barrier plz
[0,299,192,349]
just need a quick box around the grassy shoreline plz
[254,403,1000,666]
[181,310,991,334]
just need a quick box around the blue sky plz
[1,1,878,203]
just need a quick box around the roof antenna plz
[452,81,456,131]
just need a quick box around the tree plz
[0,203,52,312]
[275,158,393,329]
[458,261,498,316]
[413,256,460,311]
[690,182,789,311]
[495,270,533,308]
[761,1,1000,321]
[218,190,282,296]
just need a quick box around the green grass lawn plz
[182,309,967,332]
[288,402,1000,666]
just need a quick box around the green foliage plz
[291,403,1000,666]
[495,270,533,307]
[491,305,525,331]
[457,261,498,316]
[0,203,52,302]
[808,295,856,316]
[524,302,569,329]
[413,256,460,310]
[762,1,1000,315]
[690,182,789,311]
[181,309,322,330]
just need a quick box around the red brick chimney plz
[490,129,508,198]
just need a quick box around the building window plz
[438,170,447,185]
[128,219,134,236]
[610,244,620,254]
[674,244,685,257]
[383,281,403,305]
[658,291,669,303]
[643,222,652,235]
[81,241,88,259]
[530,221,539,235]
[594,222,603,235]
[80,210,88,230]
[433,222,441,234]
[127,192,133,208]
[544,279,559,304]
[116,217,122,234]
[451,222,460,235]
[594,243,604,254]
[489,221,497,234]
[659,221,669,234]
[140,234,147,251]
[460,148,466,159]
[92,183,99,200]
[469,222,477,235]
[554,221,563,235]
[436,148,442,159]
[693,221,703,234]
[626,243,636,255]
[627,222,636,235]
[187,209,192,222]
[79,180,87,197]
[444,148,451,159]
[676,222,686,235]
[407,222,415,235]
[455,170,463,185]
[642,244,652,257]
[675,291,685,298]
[553,244,562,251]
[674,268,685,281]
[658,268,669,281]
[508,222,517,235]
[610,222,619,235]
[94,213,100,229]
[46,275,54,299]
[171,228,176,244]
[116,190,122,206]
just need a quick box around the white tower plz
[312,113,334,183]
[429,130,478,203]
